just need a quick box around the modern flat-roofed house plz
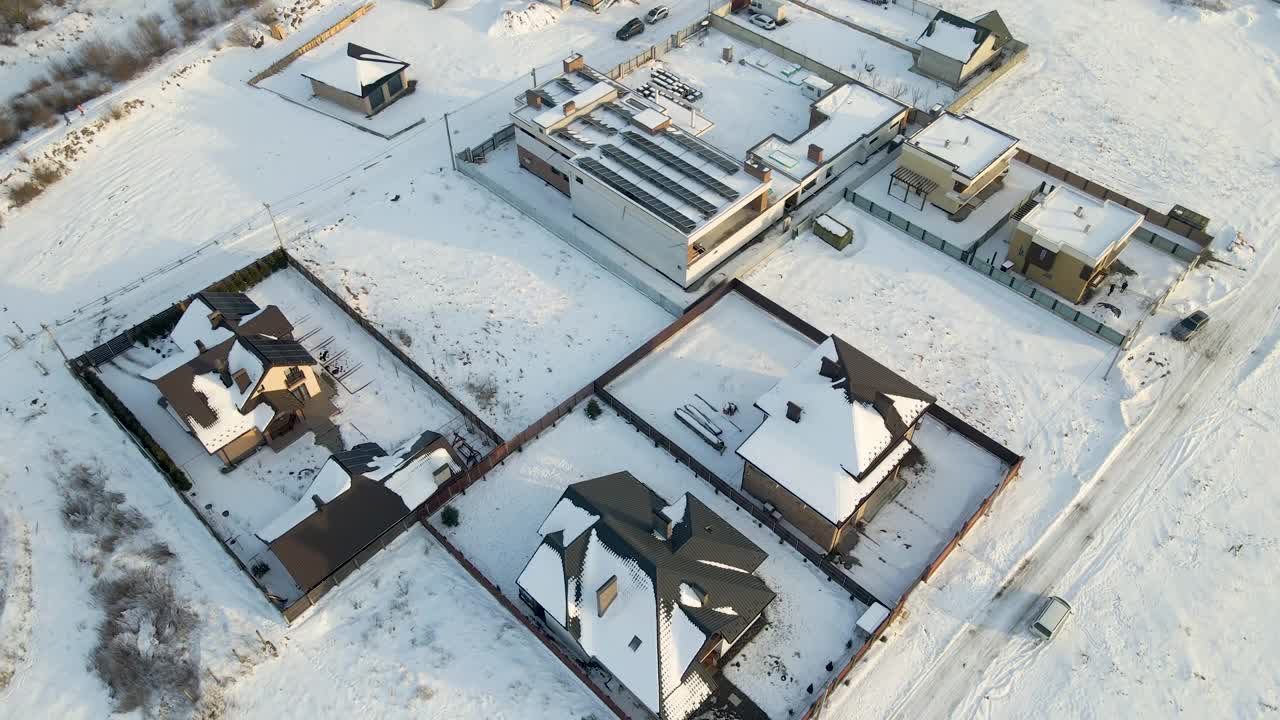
[516,472,776,720]
[301,43,411,117]
[913,10,1011,88]
[737,336,935,553]
[511,54,785,289]
[258,431,461,592]
[751,81,908,210]
[1007,184,1144,303]
[892,112,1018,215]
[145,292,331,467]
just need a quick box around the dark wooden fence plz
[1015,149,1213,247]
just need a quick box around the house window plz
[369,85,386,111]
[386,72,404,97]
[801,179,816,194]
[575,176,584,184]
[825,168,833,179]
[285,367,306,387]
[953,180,967,193]
[628,636,642,651]
[290,384,310,404]
[1079,265,1092,280]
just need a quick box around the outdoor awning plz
[890,166,939,195]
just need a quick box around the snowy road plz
[868,243,1280,720]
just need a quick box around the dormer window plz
[284,367,306,388]
[628,636,642,651]
[233,369,251,392]
[207,310,224,329]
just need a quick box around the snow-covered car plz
[1171,310,1209,341]
[750,13,777,30]
[616,17,645,40]
[645,5,669,23]
[1030,596,1072,639]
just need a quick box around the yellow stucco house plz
[890,112,1019,215]
[1006,185,1144,304]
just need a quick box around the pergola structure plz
[888,166,938,211]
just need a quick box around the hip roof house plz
[516,472,776,720]
[737,336,935,553]
[144,292,331,467]
[301,42,412,117]
[258,431,461,593]
[1006,184,1144,304]
[913,9,1012,88]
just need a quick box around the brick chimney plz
[597,575,618,617]
[563,100,577,117]
[563,53,585,75]
[807,143,824,164]
[786,401,803,423]
[750,192,769,212]
[525,89,543,109]
[653,510,674,539]
[743,157,771,183]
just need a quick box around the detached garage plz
[301,42,412,117]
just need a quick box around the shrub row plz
[77,368,193,492]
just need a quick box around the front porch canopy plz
[888,166,939,211]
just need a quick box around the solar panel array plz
[555,76,584,95]
[243,335,317,367]
[663,129,740,174]
[577,157,698,233]
[620,131,738,200]
[602,102,635,122]
[199,292,260,318]
[600,145,717,217]
[333,442,387,475]
[556,129,595,149]
[531,88,558,107]
[580,116,620,135]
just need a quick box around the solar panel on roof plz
[580,116,620,135]
[531,88,558,107]
[603,102,634,122]
[577,157,698,234]
[333,442,387,475]
[663,129,740,174]
[600,145,717,217]
[199,292,260,317]
[556,77,583,95]
[243,335,316,367]
[621,131,739,200]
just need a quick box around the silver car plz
[1030,596,1072,640]
[1172,310,1209,341]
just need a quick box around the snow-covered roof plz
[906,113,1018,179]
[754,83,906,181]
[856,602,891,634]
[1020,185,1144,264]
[738,337,933,525]
[169,297,234,354]
[187,371,275,453]
[631,107,669,133]
[531,80,617,128]
[301,42,409,98]
[516,473,775,720]
[258,432,458,543]
[917,11,990,62]
[816,214,849,237]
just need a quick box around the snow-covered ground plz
[607,291,817,482]
[802,0,936,47]
[2,0,1280,718]
[726,3,952,109]
[436,405,865,719]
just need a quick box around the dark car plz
[1172,310,1209,341]
[617,17,645,40]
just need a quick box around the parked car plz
[645,5,669,23]
[1030,596,1072,640]
[750,13,777,30]
[1172,310,1210,341]
[617,17,645,40]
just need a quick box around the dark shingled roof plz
[828,335,934,439]
[268,431,456,593]
[546,472,776,682]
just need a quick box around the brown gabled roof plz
[830,336,934,438]
[152,336,239,429]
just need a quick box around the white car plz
[646,5,669,23]
[750,13,776,30]
[1030,596,1072,640]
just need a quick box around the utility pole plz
[443,112,456,171]
[263,202,285,251]
[42,324,68,364]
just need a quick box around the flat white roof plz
[1022,185,1144,263]
[755,83,905,180]
[917,17,984,62]
[907,113,1017,179]
[530,80,617,129]
[737,339,929,525]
